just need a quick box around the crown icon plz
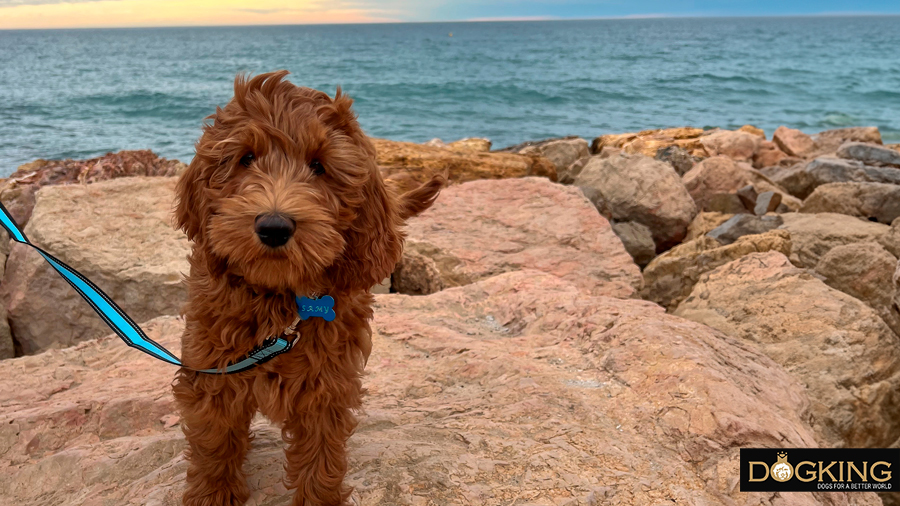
[777,452,787,460]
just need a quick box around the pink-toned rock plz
[0,272,880,506]
[773,126,818,158]
[676,251,900,448]
[393,177,642,297]
[699,129,761,161]
[681,156,800,211]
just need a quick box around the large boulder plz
[801,182,900,224]
[574,152,697,251]
[761,162,818,200]
[372,138,557,193]
[0,150,185,228]
[0,271,880,506]
[681,156,801,211]
[837,141,900,167]
[0,177,191,356]
[641,229,792,311]
[815,242,900,337]
[779,212,889,269]
[392,178,642,298]
[610,221,656,268]
[676,251,900,448]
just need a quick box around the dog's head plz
[175,70,442,294]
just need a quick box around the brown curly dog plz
[172,70,443,506]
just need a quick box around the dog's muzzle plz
[255,213,295,247]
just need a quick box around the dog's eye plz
[309,159,326,175]
[240,152,255,167]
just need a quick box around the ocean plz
[0,16,899,177]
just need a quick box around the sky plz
[0,0,898,29]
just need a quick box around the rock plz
[837,141,900,167]
[0,272,880,506]
[813,126,883,153]
[805,156,900,190]
[895,261,900,329]
[754,191,782,215]
[574,152,697,251]
[801,182,900,224]
[372,138,557,194]
[684,212,734,241]
[880,218,900,258]
[681,156,800,211]
[736,184,758,210]
[761,162,818,199]
[815,242,900,337]
[561,156,589,184]
[611,221,656,268]
[509,137,590,183]
[739,124,766,138]
[707,214,784,245]
[370,277,391,295]
[591,126,708,158]
[779,212,889,269]
[641,229,792,311]
[699,129,761,162]
[753,140,797,169]
[773,126,818,158]
[654,145,696,176]
[445,137,492,153]
[0,304,11,359]
[0,150,184,228]
[706,193,749,214]
[676,251,900,448]
[0,177,191,356]
[394,178,642,298]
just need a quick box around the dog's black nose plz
[255,214,295,248]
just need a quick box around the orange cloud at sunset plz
[0,0,399,29]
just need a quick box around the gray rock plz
[837,141,900,167]
[754,191,782,216]
[815,242,900,337]
[655,145,697,176]
[762,162,818,200]
[813,126,883,154]
[806,156,900,189]
[801,182,900,224]
[513,137,590,184]
[735,184,758,210]
[707,214,784,245]
[575,152,697,251]
[706,193,750,214]
[611,221,656,268]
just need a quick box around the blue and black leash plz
[0,199,334,374]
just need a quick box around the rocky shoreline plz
[1,125,899,505]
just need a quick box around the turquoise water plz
[1,17,899,177]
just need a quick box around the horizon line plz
[2,12,899,31]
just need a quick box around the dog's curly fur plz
[171,70,443,506]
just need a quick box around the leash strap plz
[0,199,295,374]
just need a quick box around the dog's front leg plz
[282,400,357,506]
[174,370,257,506]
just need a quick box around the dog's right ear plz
[397,171,447,220]
[174,157,209,242]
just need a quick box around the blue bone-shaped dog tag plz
[296,295,336,322]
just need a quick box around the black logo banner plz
[741,448,900,492]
